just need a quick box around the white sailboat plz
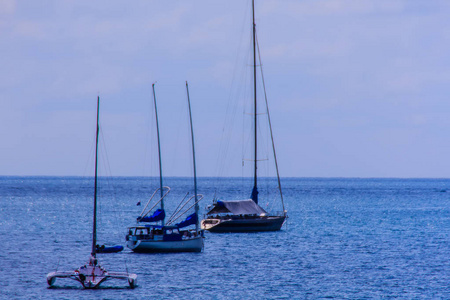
[201,0,287,233]
[47,97,137,289]
[126,83,204,253]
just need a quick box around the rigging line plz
[98,130,109,239]
[221,37,251,165]
[219,53,250,179]
[166,192,190,224]
[185,83,196,198]
[166,195,204,225]
[240,35,254,184]
[152,83,164,211]
[241,50,251,181]
[82,98,101,180]
[99,127,114,179]
[256,32,286,213]
[98,128,116,208]
[82,133,97,178]
[217,37,253,181]
[256,109,270,177]
[142,85,153,177]
[214,1,250,180]
[141,197,164,219]
[148,95,156,189]
[139,187,170,218]
[98,128,123,240]
[166,195,195,224]
[242,120,254,162]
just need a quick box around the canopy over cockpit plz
[205,199,267,215]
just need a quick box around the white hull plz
[127,236,203,253]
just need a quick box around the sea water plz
[0,177,449,299]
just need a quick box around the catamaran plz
[201,0,287,233]
[126,83,204,252]
[47,97,137,289]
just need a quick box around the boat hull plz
[96,245,124,253]
[46,260,137,289]
[201,215,286,233]
[127,236,203,253]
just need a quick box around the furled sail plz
[175,213,198,228]
[137,209,165,222]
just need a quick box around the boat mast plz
[152,83,164,225]
[91,96,100,258]
[185,81,199,232]
[251,0,258,204]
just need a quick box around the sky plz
[2,0,450,178]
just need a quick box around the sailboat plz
[47,97,137,289]
[201,0,287,233]
[125,83,204,253]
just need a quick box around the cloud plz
[3,0,450,177]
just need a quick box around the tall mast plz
[91,96,100,258]
[251,0,258,204]
[185,81,199,232]
[152,84,164,224]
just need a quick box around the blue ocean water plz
[0,176,449,299]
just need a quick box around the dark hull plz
[202,215,286,233]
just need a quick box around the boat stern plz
[201,218,221,231]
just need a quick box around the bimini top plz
[206,199,267,215]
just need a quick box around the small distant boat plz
[201,0,287,233]
[95,244,124,254]
[47,97,137,289]
[126,83,204,253]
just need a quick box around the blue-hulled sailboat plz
[126,83,204,253]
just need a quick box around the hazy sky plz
[2,0,450,178]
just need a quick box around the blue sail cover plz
[137,209,165,223]
[175,213,198,228]
[251,186,259,203]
